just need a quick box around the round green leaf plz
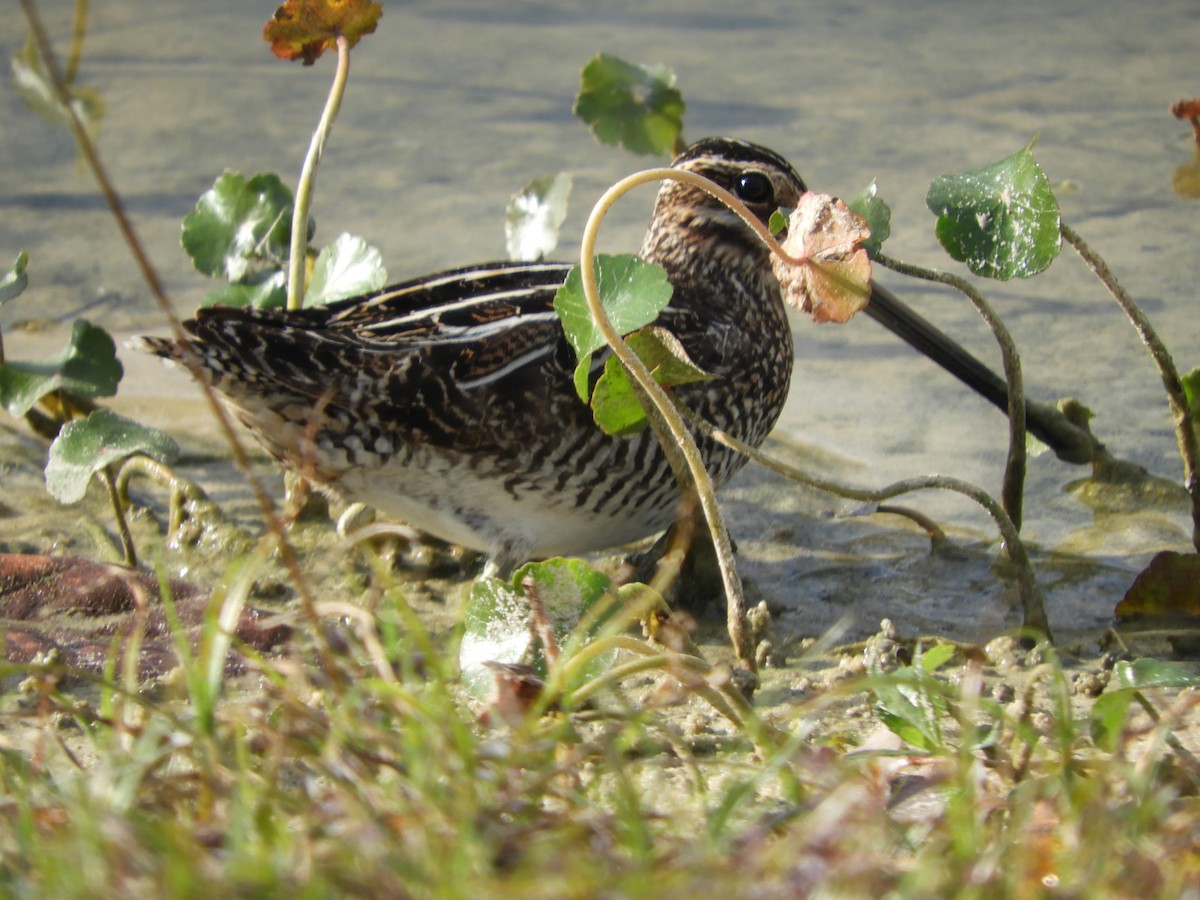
[506,172,574,263]
[574,53,685,157]
[459,558,618,700]
[848,180,892,256]
[1111,657,1200,691]
[303,233,388,307]
[201,270,289,309]
[553,253,674,401]
[45,409,179,504]
[925,142,1061,280]
[181,171,298,280]
[0,319,123,417]
[591,327,713,436]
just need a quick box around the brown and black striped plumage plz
[139,138,807,560]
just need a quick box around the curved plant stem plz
[874,252,1028,531]
[286,33,351,311]
[674,402,1051,639]
[19,0,340,679]
[102,463,136,566]
[116,455,213,536]
[564,635,756,733]
[578,167,794,665]
[1061,222,1200,552]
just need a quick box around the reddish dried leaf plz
[1115,550,1200,619]
[771,193,872,324]
[1170,97,1200,121]
[0,553,290,677]
[263,0,382,65]
[479,661,547,726]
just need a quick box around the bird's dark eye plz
[735,172,773,204]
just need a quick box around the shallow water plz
[2,0,1198,642]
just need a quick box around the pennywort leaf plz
[182,171,300,281]
[506,172,573,263]
[45,409,179,504]
[590,327,713,436]
[574,53,685,157]
[847,180,892,256]
[926,140,1061,280]
[553,253,674,400]
[459,558,618,700]
[0,319,123,417]
[303,233,387,307]
[263,0,383,65]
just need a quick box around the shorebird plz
[139,137,1085,565]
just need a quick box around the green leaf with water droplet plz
[926,141,1061,280]
[0,319,123,417]
[1113,657,1200,690]
[459,558,618,700]
[574,53,685,157]
[304,233,387,307]
[506,172,573,262]
[553,253,674,401]
[182,171,305,281]
[848,180,892,256]
[45,409,178,504]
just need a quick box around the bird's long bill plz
[864,282,1093,464]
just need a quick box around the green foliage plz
[199,270,288,310]
[870,665,950,753]
[182,171,386,310]
[0,319,123,417]
[459,558,619,699]
[1182,366,1200,421]
[1090,658,1200,751]
[1111,657,1200,691]
[926,140,1061,279]
[11,35,104,152]
[303,233,388,307]
[0,252,29,306]
[45,409,179,503]
[553,253,675,401]
[182,171,298,281]
[847,179,892,256]
[590,328,713,436]
[506,172,573,262]
[574,53,685,157]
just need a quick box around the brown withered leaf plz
[264,0,383,65]
[771,192,872,324]
[1115,550,1200,619]
[0,553,290,678]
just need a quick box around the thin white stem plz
[286,34,351,311]
[578,167,785,666]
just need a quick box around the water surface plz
[2,0,1198,640]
